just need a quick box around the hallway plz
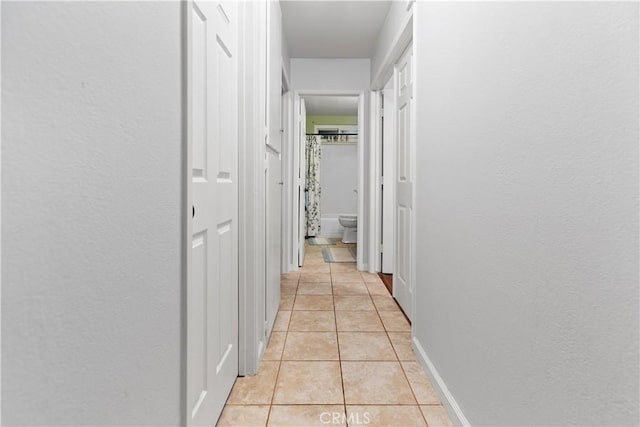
[218,242,453,426]
[2,1,637,426]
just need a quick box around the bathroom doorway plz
[291,91,365,270]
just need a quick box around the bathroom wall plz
[413,2,639,426]
[318,140,358,237]
[306,115,357,133]
[306,115,359,238]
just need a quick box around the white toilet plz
[338,214,357,244]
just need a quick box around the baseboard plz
[412,337,471,427]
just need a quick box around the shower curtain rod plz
[306,133,358,136]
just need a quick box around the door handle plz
[192,205,195,218]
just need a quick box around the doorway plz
[392,44,414,321]
[291,91,366,271]
[372,40,415,321]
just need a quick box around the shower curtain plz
[305,135,321,236]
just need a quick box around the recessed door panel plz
[189,231,207,414]
[192,5,207,180]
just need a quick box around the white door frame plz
[291,90,366,271]
[370,13,413,274]
[382,75,396,274]
[296,99,307,267]
[281,66,293,273]
[236,0,267,377]
[264,0,283,346]
[369,91,382,273]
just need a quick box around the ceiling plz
[281,1,392,58]
[303,96,359,115]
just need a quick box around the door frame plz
[369,91,383,273]
[370,13,413,275]
[236,0,267,378]
[281,66,293,273]
[291,90,366,271]
[382,75,396,275]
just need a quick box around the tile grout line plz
[376,294,431,426]
[267,248,439,425]
[266,275,298,426]
[329,259,349,425]
[369,285,428,418]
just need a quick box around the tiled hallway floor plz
[218,243,453,426]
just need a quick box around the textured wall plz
[2,2,184,425]
[413,2,639,426]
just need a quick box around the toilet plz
[338,214,357,244]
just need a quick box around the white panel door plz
[265,0,282,333]
[394,44,414,321]
[382,75,395,274]
[188,1,238,425]
[298,99,307,266]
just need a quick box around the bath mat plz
[322,247,357,263]
[308,237,337,246]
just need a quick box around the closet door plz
[188,1,239,425]
[394,44,414,321]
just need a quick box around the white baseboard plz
[412,337,471,427]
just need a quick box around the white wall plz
[413,2,639,426]
[291,58,370,93]
[281,15,291,86]
[2,2,183,425]
[370,0,412,88]
[320,144,358,216]
[290,59,370,265]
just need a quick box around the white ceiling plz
[303,96,359,115]
[281,1,392,58]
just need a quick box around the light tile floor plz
[218,243,453,427]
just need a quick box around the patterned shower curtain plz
[305,135,321,236]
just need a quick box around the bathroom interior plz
[302,95,359,260]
